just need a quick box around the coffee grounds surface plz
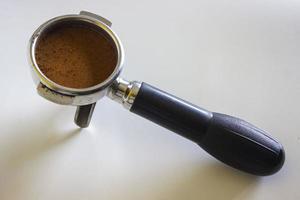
[35,25,117,88]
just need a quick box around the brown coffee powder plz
[35,23,117,88]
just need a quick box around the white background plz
[0,0,299,199]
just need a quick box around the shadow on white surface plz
[0,108,80,198]
[0,111,79,167]
[90,103,260,200]
[0,107,259,200]
[152,163,259,200]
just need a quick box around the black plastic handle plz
[130,83,285,176]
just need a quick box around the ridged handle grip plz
[130,82,285,176]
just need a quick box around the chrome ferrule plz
[107,78,141,110]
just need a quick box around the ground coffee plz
[35,23,117,88]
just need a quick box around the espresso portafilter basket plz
[28,11,285,176]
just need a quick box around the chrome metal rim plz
[28,14,124,95]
